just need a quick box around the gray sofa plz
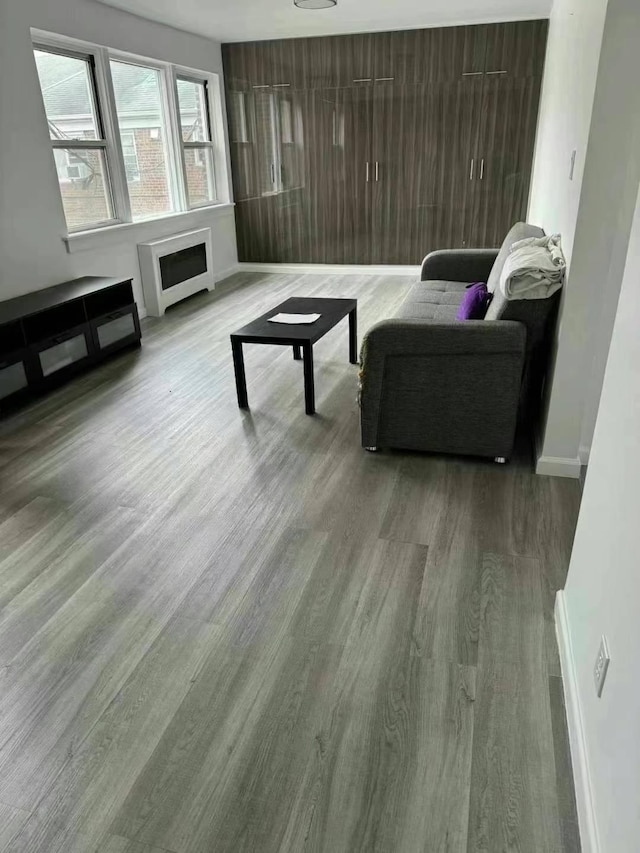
[359,223,560,461]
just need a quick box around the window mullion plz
[163,65,189,212]
[205,74,225,203]
[94,46,132,223]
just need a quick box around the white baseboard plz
[578,444,591,465]
[236,262,421,277]
[555,591,600,853]
[214,263,241,283]
[535,454,582,478]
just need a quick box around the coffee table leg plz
[302,342,315,415]
[293,343,302,361]
[349,306,358,364]
[231,338,248,408]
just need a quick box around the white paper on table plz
[267,313,321,324]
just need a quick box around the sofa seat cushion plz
[396,300,460,322]
[408,280,469,301]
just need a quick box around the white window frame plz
[34,40,120,231]
[173,73,218,209]
[32,29,229,235]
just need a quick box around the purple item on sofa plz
[456,282,492,320]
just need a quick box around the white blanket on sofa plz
[498,234,566,300]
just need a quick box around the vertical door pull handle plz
[480,158,485,180]
[270,163,275,185]
[366,162,370,182]
[375,161,380,182]
[469,158,475,181]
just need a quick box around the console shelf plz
[0,276,141,412]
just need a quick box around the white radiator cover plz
[138,228,214,317]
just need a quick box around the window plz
[34,48,114,230]
[176,77,216,207]
[110,61,173,220]
[33,36,226,233]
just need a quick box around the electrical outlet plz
[593,635,610,698]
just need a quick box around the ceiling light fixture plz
[294,0,337,8]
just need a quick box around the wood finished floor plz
[0,271,582,853]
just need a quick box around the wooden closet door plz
[336,85,374,263]
[437,75,484,250]
[287,86,371,264]
[483,19,548,78]
[471,21,546,248]
[273,88,308,262]
[472,73,542,248]
[370,83,442,264]
[223,43,280,261]
[369,75,487,263]
[367,25,488,263]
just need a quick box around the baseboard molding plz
[214,263,241,284]
[578,444,591,465]
[535,454,582,478]
[555,591,600,853]
[236,262,421,277]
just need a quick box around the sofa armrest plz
[420,248,499,283]
[360,319,526,455]
[361,318,525,359]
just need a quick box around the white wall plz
[528,0,607,266]
[560,179,640,853]
[0,0,238,315]
[529,0,640,474]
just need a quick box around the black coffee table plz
[230,296,357,415]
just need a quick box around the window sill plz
[63,203,236,255]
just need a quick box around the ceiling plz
[94,0,551,43]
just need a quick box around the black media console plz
[0,276,141,412]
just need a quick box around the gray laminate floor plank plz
[0,505,235,811]
[478,551,546,669]
[0,272,582,853]
[0,804,30,851]
[467,552,565,852]
[0,503,142,661]
[549,676,582,853]
[5,615,221,853]
[97,836,178,853]
[411,462,482,665]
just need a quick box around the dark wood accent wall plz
[222,20,548,264]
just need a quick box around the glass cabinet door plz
[0,359,28,400]
[95,312,137,350]
[38,333,89,377]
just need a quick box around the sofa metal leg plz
[494,456,508,464]
[364,446,378,453]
